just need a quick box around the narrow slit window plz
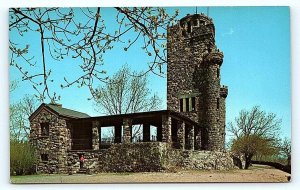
[187,22,191,33]
[191,97,196,111]
[185,98,190,112]
[217,68,220,78]
[217,98,220,110]
[180,99,183,112]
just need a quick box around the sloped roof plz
[29,103,90,121]
[46,103,90,118]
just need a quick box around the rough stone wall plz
[180,150,235,170]
[98,142,168,172]
[32,140,234,174]
[67,150,99,174]
[166,149,234,170]
[167,14,227,151]
[29,108,70,174]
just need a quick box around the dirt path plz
[11,165,291,183]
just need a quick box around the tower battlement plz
[168,13,215,41]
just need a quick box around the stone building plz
[29,13,233,174]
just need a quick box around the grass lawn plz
[10,165,290,183]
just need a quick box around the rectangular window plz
[217,68,220,78]
[41,122,49,136]
[217,98,220,110]
[193,20,198,26]
[191,97,196,111]
[41,154,48,162]
[185,98,190,112]
[180,99,183,112]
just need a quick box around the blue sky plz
[10,6,291,140]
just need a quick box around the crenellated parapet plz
[168,13,215,42]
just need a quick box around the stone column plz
[188,125,195,150]
[114,124,122,143]
[92,121,100,150]
[123,118,132,143]
[177,121,185,150]
[66,122,72,151]
[143,123,150,142]
[162,115,172,143]
[194,126,202,150]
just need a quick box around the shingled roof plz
[29,103,90,121]
[46,103,90,118]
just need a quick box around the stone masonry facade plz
[29,13,233,174]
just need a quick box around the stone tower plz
[167,13,228,151]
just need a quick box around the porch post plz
[162,114,172,143]
[178,121,185,150]
[194,126,202,150]
[92,121,100,150]
[123,118,132,143]
[188,125,195,150]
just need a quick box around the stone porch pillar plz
[123,118,132,143]
[194,126,202,150]
[188,125,195,150]
[114,124,122,143]
[178,121,185,150]
[92,121,100,150]
[143,123,150,142]
[162,115,172,143]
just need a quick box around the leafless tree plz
[10,95,39,142]
[279,137,291,165]
[228,106,282,169]
[94,65,162,140]
[9,7,179,102]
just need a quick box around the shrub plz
[10,141,37,175]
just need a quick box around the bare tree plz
[228,106,282,169]
[9,7,179,102]
[279,137,291,165]
[10,95,39,142]
[94,65,162,140]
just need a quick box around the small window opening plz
[180,99,183,112]
[193,20,198,26]
[217,98,220,110]
[41,154,48,162]
[217,68,220,78]
[185,98,190,112]
[41,122,49,136]
[191,97,196,111]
